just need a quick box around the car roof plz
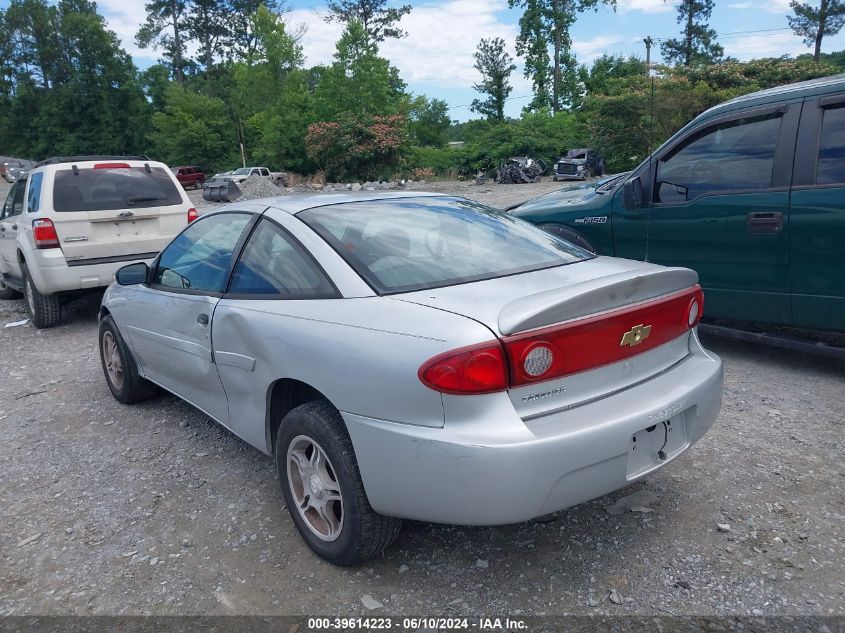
[32,158,168,172]
[701,73,845,120]
[226,191,452,215]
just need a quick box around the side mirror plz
[622,176,645,210]
[116,262,149,286]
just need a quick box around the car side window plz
[2,180,25,218]
[817,105,845,185]
[228,219,337,298]
[27,172,43,213]
[655,113,782,203]
[260,168,270,177]
[153,212,252,293]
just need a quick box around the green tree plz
[408,95,451,147]
[788,0,845,63]
[228,0,288,61]
[149,85,238,170]
[136,0,189,83]
[324,0,411,46]
[510,0,553,111]
[186,0,229,74]
[313,20,405,120]
[584,54,647,95]
[3,0,60,89]
[661,0,723,67]
[471,37,516,121]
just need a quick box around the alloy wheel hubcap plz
[287,435,343,542]
[102,331,124,389]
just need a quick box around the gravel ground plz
[0,179,843,618]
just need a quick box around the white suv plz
[0,156,197,328]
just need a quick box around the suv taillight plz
[187,208,199,223]
[32,219,60,249]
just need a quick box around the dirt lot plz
[0,179,843,619]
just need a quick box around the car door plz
[789,92,845,332]
[121,211,255,423]
[613,103,800,326]
[0,178,27,279]
[211,216,340,450]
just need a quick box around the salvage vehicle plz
[171,166,206,190]
[0,156,197,328]
[512,74,845,333]
[553,149,605,181]
[98,192,723,565]
[495,156,546,184]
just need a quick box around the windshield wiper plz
[126,196,165,204]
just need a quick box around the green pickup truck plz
[512,74,845,333]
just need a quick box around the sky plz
[25,0,845,119]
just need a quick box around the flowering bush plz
[306,113,409,181]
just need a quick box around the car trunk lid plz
[398,257,701,418]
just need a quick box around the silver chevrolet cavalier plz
[98,192,723,565]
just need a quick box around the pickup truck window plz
[817,105,845,185]
[655,113,781,203]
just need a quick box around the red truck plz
[171,166,206,189]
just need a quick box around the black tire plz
[22,264,61,328]
[275,400,402,566]
[98,315,158,404]
[0,275,21,300]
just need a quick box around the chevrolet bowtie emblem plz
[620,324,652,347]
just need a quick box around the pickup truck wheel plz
[276,401,402,566]
[0,276,21,300]
[21,265,61,328]
[99,315,157,404]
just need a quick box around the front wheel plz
[99,315,157,403]
[276,401,402,565]
[22,265,61,328]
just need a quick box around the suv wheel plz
[99,315,157,403]
[22,265,61,328]
[276,401,402,565]
[0,275,21,300]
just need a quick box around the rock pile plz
[235,174,283,201]
[322,179,426,193]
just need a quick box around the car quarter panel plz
[210,296,498,453]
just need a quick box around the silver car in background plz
[99,192,723,565]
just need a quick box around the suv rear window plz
[53,166,183,212]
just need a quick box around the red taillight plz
[419,286,705,395]
[418,342,508,395]
[187,208,199,223]
[504,286,704,386]
[32,219,60,249]
[94,162,130,169]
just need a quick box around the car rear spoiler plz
[498,266,699,335]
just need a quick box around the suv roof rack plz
[36,155,151,167]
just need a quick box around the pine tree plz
[661,0,723,67]
[788,0,845,63]
[324,0,412,46]
[470,37,516,121]
[136,0,189,83]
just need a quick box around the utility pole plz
[643,36,654,74]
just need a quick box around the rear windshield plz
[299,197,591,294]
[53,166,183,212]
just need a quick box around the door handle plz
[747,211,783,235]
[197,313,209,325]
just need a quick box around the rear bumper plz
[345,332,723,525]
[25,248,157,295]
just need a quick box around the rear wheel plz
[22,265,61,328]
[99,315,157,403]
[276,401,402,565]
[0,275,21,300]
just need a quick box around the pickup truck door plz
[613,102,800,326]
[788,93,845,332]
